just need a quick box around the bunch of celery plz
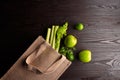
[46,22,68,52]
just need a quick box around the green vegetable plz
[50,25,55,46]
[59,46,75,61]
[66,50,74,61]
[59,46,67,56]
[64,35,77,48]
[75,23,84,31]
[45,22,68,51]
[46,28,51,43]
[55,22,68,52]
[79,50,92,63]
[52,26,59,49]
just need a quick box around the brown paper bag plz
[1,36,71,80]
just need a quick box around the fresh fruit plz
[64,35,77,48]
[78,50,91,63]
[75,23,84,31]
[66,51,75,61]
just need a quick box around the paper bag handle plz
[25,41,66,74]
[26,55,66,74]
[44,55,66,74]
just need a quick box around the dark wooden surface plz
[1,0,120,80]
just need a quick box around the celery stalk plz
[50,25,55,45]
[52,26,59,49]
[46,28,51,43]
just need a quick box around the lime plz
[66,52,74,61]
[64,35,77,48]
[79,50,91,63]
[75,23,84,31]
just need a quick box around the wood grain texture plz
[1,0,120,80]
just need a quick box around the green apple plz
[64,35,77,48]
[79,50,92,63]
